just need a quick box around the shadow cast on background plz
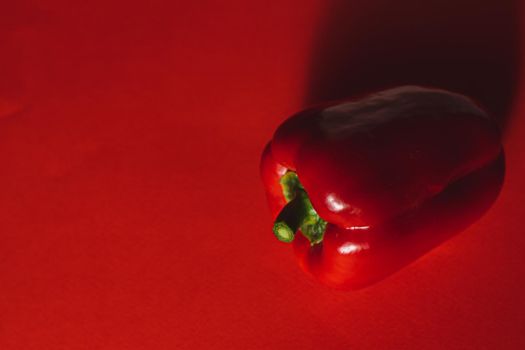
[306,0,521,130]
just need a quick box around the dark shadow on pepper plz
[306,0,521,131]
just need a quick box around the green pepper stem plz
[273,172,327,244]
[273,191,310,242]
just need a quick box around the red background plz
[1,1,525,349]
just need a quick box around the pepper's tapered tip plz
[273,222,295,243]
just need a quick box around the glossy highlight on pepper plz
[261,86,505,290]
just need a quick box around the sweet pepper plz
[260,86,505,289]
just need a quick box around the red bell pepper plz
[261,86,505,290]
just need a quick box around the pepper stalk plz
[273,172,327,244]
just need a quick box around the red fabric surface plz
[1,1,524,349]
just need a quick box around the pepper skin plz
[261,86,505,290]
